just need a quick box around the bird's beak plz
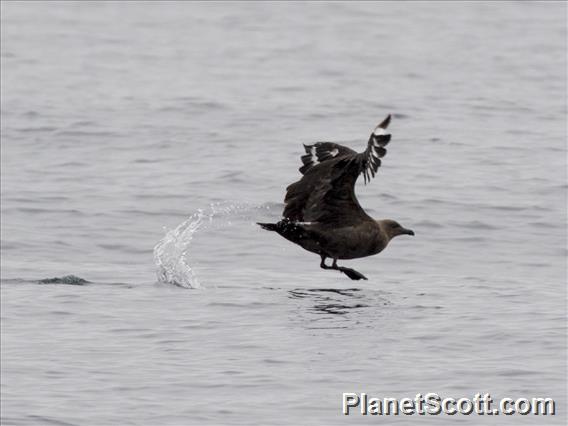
[402,228,415,236]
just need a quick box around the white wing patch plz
[310,146,319,165]
[363,115,392,184]
[299,142,357,174]
[373,127,387,136]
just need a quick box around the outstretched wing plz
[283,115,392,226]
[360,114,391,184]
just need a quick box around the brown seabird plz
[258,115,414,280]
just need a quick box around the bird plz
[258,115,414,280]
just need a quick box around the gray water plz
[1,2,566,425]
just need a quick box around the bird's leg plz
[320,256,367,280]
[331,258,368,281]
[320,255,332,270]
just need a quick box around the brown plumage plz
[258,115,414,280]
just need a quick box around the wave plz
[1,277,137,288]
[38,275,90,285]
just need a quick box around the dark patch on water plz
[55,129,119,138]
[15,126,58,133]
[133,158,161,164]
[455,220,499,230]
[37,275,90,285]
[414,219,444,229]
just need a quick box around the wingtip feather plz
[377,114,391,130]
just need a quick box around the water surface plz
[1,2,566,425]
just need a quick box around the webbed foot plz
[338,267,368,281]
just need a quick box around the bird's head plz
[377,219,415,241]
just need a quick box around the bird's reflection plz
[287,287,392,329]
[288,288,368,315]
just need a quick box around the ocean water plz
[1,2,566,425]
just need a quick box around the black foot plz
[338,267,368,281]
[320,256,368,280]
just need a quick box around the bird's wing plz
[299,142,357,174]
[283,115,392,226]
[359,114,392,184]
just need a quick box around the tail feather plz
[257,222,279,231]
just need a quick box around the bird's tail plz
[257,222,279,231]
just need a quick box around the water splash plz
[153,210,205,289]
[153,201,280,289]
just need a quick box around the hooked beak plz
[402,228,415,236]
